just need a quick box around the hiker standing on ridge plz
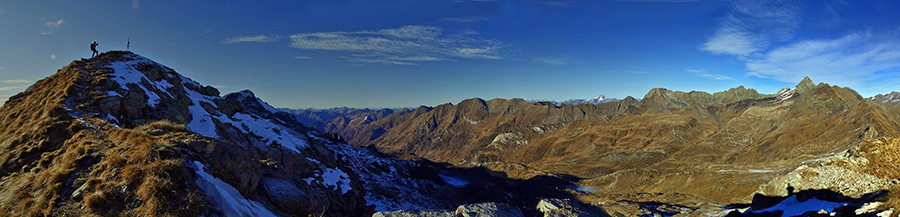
[126,38,130,50]
[91,41,99,57]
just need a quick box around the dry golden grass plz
[71,122,205,217]
[145,120,189,133]
[858,137,900,211]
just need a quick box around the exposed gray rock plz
[795,76,816,94]
[456,203,524,217]
[537,198,599,217]
[372,209,455,217]
[148,129,167,136]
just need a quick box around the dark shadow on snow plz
[724,186,889,217]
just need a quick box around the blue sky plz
[1,0,899,108]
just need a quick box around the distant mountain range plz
[527,95,621,106]
[868,91,900,106]
[284,95,622,135]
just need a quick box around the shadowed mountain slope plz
[0,51,614,217]
[332,76,900,210]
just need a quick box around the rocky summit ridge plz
[4,51,900,216]
[0,51,605,217]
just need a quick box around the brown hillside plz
[0,51,368,216]
[334,78,900,207]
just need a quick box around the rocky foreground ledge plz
[374,198,603,217]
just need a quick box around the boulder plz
[537,198,600,217]
[372,209,455,217]
[456,202,524,217]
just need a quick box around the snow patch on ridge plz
[213,112,309,152]
[179,72,308,152]
[566,185,600,194]
[189,161,277,217]
[323,137,446,211]
[438,174,469,187]
[322,168,352,194]
[748,195,846,217]
[301,167,352,194]
[775,88,795,103]
[184,86,220,138]
[105,55,173,107]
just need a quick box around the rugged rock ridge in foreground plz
[2,51,596,216]
[4,51,900,216]
[0,51,368,216]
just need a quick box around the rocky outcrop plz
[456,203,524,217]
[371,202,524,217]
[795,76,816,94]
[755,149,895,198]
[0,51,373,216]
[537,198,603,217]
[373,209,455,217]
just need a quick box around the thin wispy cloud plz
[701,0,900,89]
[0,86,24,92]
[223,35,278,44]
[41,19,66,35]
[289,25,503,65]
[606,69,649,74]
[441,16,491,24]
[746,31,900,87]
[293,56,312,60]
[613,0,699,2]
[534,56,582,65]
[701,0,800,57]
[132,0,140,9]
[686,69,732,80]
[1,79,31,84]
[536,0,574,7]
[44,19,66,28]
[702,27,761,56]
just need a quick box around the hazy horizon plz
[2,0,900,109]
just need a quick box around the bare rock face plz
[456,203,524,217]
[795,76,816,94]
[372,202,525,217]
[537,198,601,217]
[372,209,456,217]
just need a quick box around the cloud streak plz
[132,0,139,9]
[701,0,900,90]
[41,19,66,35]
[534,56,582,65]
[44,19,66,28]
[613,0,699,2]
[289,25,503,65]
[441,16,491,24]
[223,35,278,44]
[701,0,800,56]
[1,79,31,84]
[685,69,732,80]
[746,32,900,87]
[0,86,24,92]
